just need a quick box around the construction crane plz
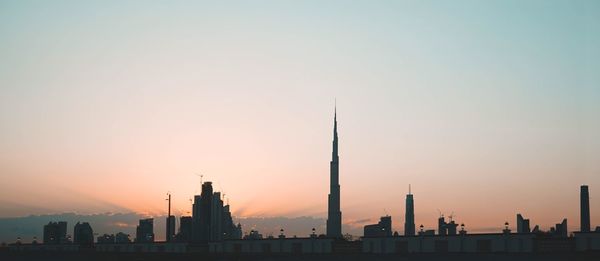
[448,212,455,222]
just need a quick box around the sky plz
[1,0,599,236]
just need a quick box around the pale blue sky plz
[1,0,599,233]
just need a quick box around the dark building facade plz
[73,222,94,246]
[176,216,193,242]
[193,182,214,243]
[222,205,242,240]
[517,214,531,233]
[438,216,458,236]
[115,232,131,243]
[404,188,415,236]
[166,193,175,242]
[191,181,240,243]
[327,108,342,238]
[43,221,67,244]
[166,215,176,242]
[554,219,568,238]
[364,216,392,237]
[210,192,224,241]
[97,234,115,244]
[581,185,590,232]
[136,218,154,243]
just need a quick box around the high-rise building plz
[43,221,67,244]
[555,219,568,238]
[517,214,531,233]
[136,218,154,243]
[404,186,415,236]
[438,216,447,236]
[176,216,192,242]
[73,222,94,246]
[191,182,236,242]
[193,182,213,243]
[222,205,242,240]
[192,194,202,242]
[446,219,458,235]
[166,216,176,242]
[327,107,342,238]
[210,192,224,241]
[166,193,175,242]
[436,215,459,236]
[581,185,590,232]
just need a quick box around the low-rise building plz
[574,232,600,251]
[362,233,535,253]
[209,237,334,254]
[94,242,187,253]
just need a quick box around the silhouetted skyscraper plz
[166,216,175,242]
[555,218,568,238]
[192,194,202,242]
[438,216,447,236]
[43,221,67,244]
[517,214,530,233]
[166,193,175,242]
[177,216,192,242]
[581,185,590,232]
[327,106,342,238]
[136,218,154,243]
[73,222,94,247]
[190,181,238,243]
[222,205,242,240]
[404,186,415,236]
[193,182,213,243]
[210,192,224,241]
[446,219,458,235]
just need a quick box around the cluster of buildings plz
[21,180,242,252]
[42,221,93,247]
[4,110,600,255]
[360,184,599,254]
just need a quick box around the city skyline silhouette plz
[0,109,597,244]
[1,1,599,259]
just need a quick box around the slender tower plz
[404,185,415,236]
[581,185,590,232]
[166,193,175,242]
[327,106,342,238]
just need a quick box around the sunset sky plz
[1,0,599,235]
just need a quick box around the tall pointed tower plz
[327,106,342,238]
[404,185,415,236]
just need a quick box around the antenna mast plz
[166,193,171,217]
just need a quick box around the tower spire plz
[327,103,342,238]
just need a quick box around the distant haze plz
[0,213,363,243]
[1,0,599,236]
